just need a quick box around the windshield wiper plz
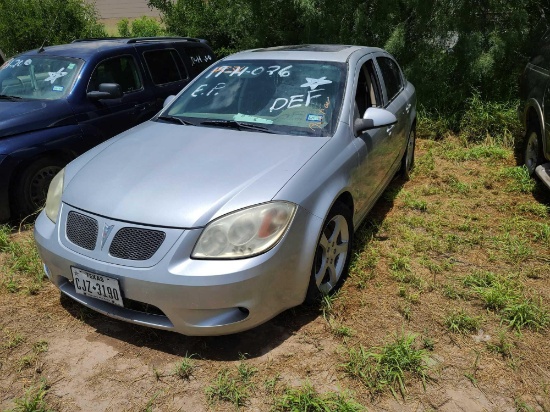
[157,115,194,126]
[199,120,275,133]
[0,94,23,101]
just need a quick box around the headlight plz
[45,168,64,223]
[192,202,297,259]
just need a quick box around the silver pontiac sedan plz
[34,45,416,336]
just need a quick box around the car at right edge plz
[519,31,550,189]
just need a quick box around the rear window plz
[144,49,187,85]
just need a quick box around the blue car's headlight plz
[192,201,297,259]
[45,169,64,223]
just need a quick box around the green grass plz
[444,309,482,334]
[205,362,257,407]
[8,380,52,412]
[174,355,195,380]
[501,297,549,332]
[274,384,364,411]
[486,330,513,358]
[342,333,428,397]
[442,144,509,162]
[0,226,45,294]
[500,166,536,193]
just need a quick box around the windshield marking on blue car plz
[44,67,68,84]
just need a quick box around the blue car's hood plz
[0,99,76,140]
[63,121,327,228]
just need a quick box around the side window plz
[377,57,403,103]
[354,60,382,119]
[185,46,214,73]
[143,49,186,85]
[88,56,141,94]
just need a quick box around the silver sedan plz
[34,45,416,336]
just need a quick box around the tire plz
[306,202,353,302]
[12,157,65,218]
[523,124,544,176]
[401,126,416,180]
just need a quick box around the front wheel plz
[523,125,544,176]
[306,202,353,302]
[12,157,65,218]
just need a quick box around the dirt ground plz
[1,139,549,411]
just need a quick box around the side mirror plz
[163,95,176,108]
[354,107,397,135]
[87,83,122,100]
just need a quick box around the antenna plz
[38,15,59,53]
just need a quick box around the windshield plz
[0,55,83,100]
[166,60,346,137]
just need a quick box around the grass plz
[500,166,536,193]
[205,361,257,407]
[174,354,195,380]
[342,333,428,397]
[501,297,549,332]
[444,309,482,334]
[273,384,364,411]
[0,225,45,294]
[7,380,52,412]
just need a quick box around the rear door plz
[138,43,192,111]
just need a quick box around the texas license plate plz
[71,267,124,307]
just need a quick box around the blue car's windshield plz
[166,60,346,137]
[0,55,83,100]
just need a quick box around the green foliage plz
[500,166,537,193]
[117,16,164,38]
[502,297,549,332]
[274,384,364,411]
[459,94,521,145]
[0,0,106,57]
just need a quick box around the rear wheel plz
[12,157,65,218]
[306,202,353,302]
[401,126,416,180]
[523,124,544,176]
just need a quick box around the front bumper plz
[34,203,322,336]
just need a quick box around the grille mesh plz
[66,211,98,250]
[109,228,166,260]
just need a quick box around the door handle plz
[405,104,412,114]
[386,125,395,134]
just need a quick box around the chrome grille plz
[66,211,98,250]
[109,228,165,260]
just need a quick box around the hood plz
[63,122,327,228]
[0,99,76,140]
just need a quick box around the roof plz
[225,44,382,63]
[15,37,208,60]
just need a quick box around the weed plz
[330,320,355,338]
[320,291,343,320]
[174,355,195,380]
[9,380,52,412]
[4,332,25,349]
[500,166,536,193]
[445,309,482,334]
[501,297,549,332]
[402,195,428,212]
[205,369,249,407]
[442,174,470,194]
[237,361,257,383]
[443,284,462,300]
[273,384,364,411]
[463,270,499,288]
[533,223,550,244]
[400,305,412,321]
[0,224,11,251]
[442,144,508,162]
[342,333,428,397]
[487,330,513,358]
[491,233,533,264]
[515,398,536,412]
[264,375,280,394]
[18,354,37,371]
[517,202,549,217]
[422,337,435,351]
[477,282,519,311]
[32,340,48,354]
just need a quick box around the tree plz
[0,0,106,57]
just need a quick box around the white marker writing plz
[206,82,226,96]
[191,84,208,97]
[269,89,325,112]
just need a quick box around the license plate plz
[71,267,124,307]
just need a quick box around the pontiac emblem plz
[101,224,114,250]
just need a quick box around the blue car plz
[0,37,215,220]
